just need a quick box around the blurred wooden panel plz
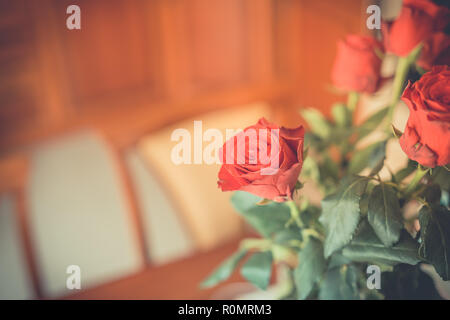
[271,0,303,127]
[156,0,191,99]
[297,0,367,113]
[246,0,274,83]
[0,0,39,136]
[0,154,28,193]
[187,0,247,88]
[0,0,367,153]
[51,0,160,106]
[158,0,275,98]
[273,0,367,128]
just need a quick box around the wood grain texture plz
[0,0,367,152]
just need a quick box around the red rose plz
[331,35,384,93]
[218,118,304,202]
[382,0,449,56]
[399,65,450,168]
[417,32,450,70]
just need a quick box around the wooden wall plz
[0,0,367,154]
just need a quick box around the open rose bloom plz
[218,118,304,202]
[399,66,450,168]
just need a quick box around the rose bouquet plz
[202,0,450,299]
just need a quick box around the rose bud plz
[331,34,384,93]
[218,118,304,202]
[382,0,449,57]
[399,65,450,168]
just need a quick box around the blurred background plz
[0,0,395,299]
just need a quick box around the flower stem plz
[240,238,272,251]
[387,57,410,122]
[285,200,304,228]
[404,165,429,197]
[386,44,422,125]
[301,228,325,242]
[347,91,359,113]
[346,91,359,131]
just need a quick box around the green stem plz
[301,228,325,242]
[386,44,423,125]
[285,200,304,228]
[404,165,429,197]
[387,57,410,123]
[240,238,272,251]
[339,92,359,164]
[347,91,359,113]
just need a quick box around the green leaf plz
[331,103,351,127]
[369,141,387,176]
[328,127,353,146]
[320,176,368,257]
[431,167,450,192]
[240,251,273,290]
[391,124,403,138]
[359,191,370,217]
[300,156,320,182]
[422,184,442,205]
[348,141,386,175]
[304,132,322,149]
[318,155,340,194]
[319,265,359,300]
[368,184,403,247]
[300,108,331,140]
[319,155,339,181]
[294,238,326,299]
[328,253,351,270]
[201,250,247,288]
[342,220,420,265]
[356,107,388,141]
[273,229,303,246]
[418,205,450,281]
[231,191,291,237]
[393,160,416,183]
